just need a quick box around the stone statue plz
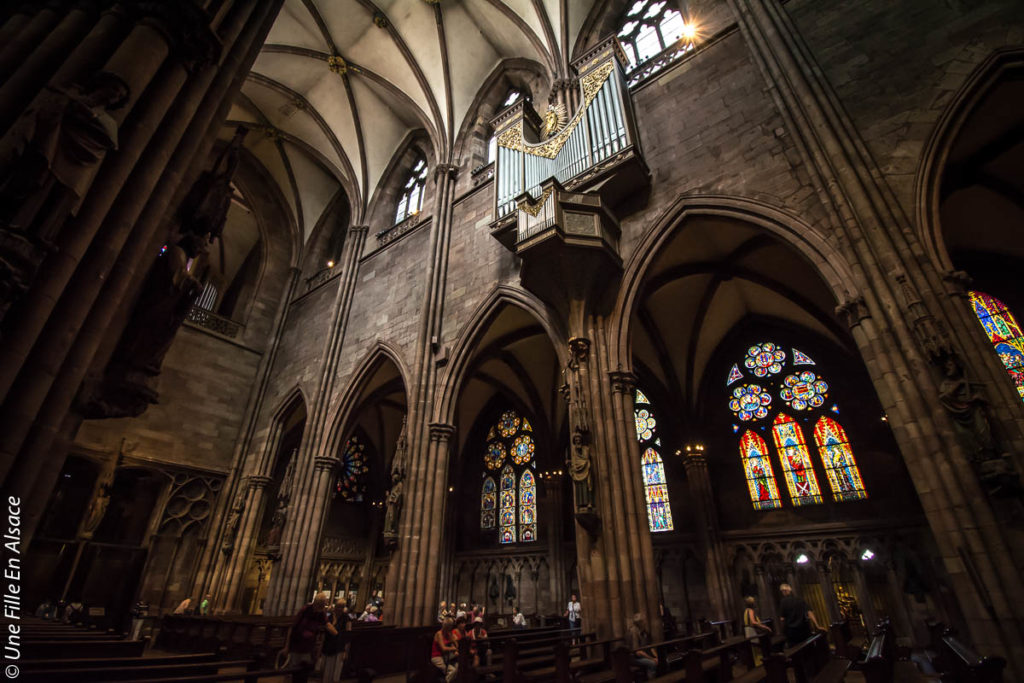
[265,451,296,549]
[78,128,248,419]
[937,355,1021,498]
[568,428,594,511]
[221,485,247,555]
[0,71,129,239]
[383,469,404,540]
[81,464,116,539]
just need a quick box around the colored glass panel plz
[500,464,516,544]
[498,411,521,437]
[813,417,867,502]
[792,348,815,365]
[337,437,369,501]
[521,418,533,432]
[634,408,656,441]
[519,470,537,543]
[481,476,497,529]
[727,364,743,385]
[779,371,828,411]
[739,431,782,510]
[729,383,772,421]
[771,414,823,505]
[744,342,786,377]
[969,291,1024,401]
[511,434,535,465]
[635,389,650,403]
[484,442,506,470]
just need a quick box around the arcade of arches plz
[1,0,1023,674]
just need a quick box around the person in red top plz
[431,617,459,682]
[468,616,489,667]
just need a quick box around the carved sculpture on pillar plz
[561,338,600,536]
[0,71,130,320]
[382,417,408,549]
[937,354,1021,500]
[220,482,247,555]
[78,127,248,419]
[265,449,296,558]
[80,459,118,540]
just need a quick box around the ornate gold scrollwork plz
[496,60,616,159]
[517,186,554,217]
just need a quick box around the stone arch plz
[325,340,412,463]
[364,130,437,238]
[435,285,568,427]
[914,47,1024,273]
[611,194,857,368]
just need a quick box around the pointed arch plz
[913,47,1024,272]
[325,339,411,461]
[969,290,1024,400]
[435,284,568,425]
[610,194,858,370]
[739,430,782,510]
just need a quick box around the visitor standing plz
[283,591,330,669]
[199,593,212,615]
[321,599,350,682]
[565,593,582,634]
[778,584,821,647]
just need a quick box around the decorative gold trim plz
[497,60,616,159]
[327,55,347,75]
[517,186,554,217]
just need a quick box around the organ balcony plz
[489,36,649,263]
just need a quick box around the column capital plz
[349,224,370,237]
[313,456,338,473]
[429,422,456,442]
[835,295,869,329]
[941,269,972,297]
[608,370,638,394]
[681,447,708,469]
[433,163,459,181]
[248,475,273,490]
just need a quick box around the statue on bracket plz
[937,354,1021,502]
[383,417,408,549]
[568,428,595,511]
[265,449,296,557]
[77,127,248,419]
[561,338,601,536]
[221,484,247,555]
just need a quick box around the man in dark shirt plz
[778,583,822,646]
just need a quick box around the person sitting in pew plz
[431,617,460,682]
[512,608,527,629]
[778,584,823,647]
[468,616,489,667]
[628,612,658,679]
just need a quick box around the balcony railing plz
[492,38,638,223]
[186,305,242,338]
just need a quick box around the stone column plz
[218,474,271,613]
[755,565,777,625]
[852,563,878,633]
[884,559,915,644]
[0,3,63,84]
[815,562,840,625]
[682,444,735,622]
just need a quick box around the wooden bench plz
[94,668,309,683]
[21,658,256,682]
[764,632,849,683]
[21,637,149,659]
[20,652,220,671]
[930,623,1005,683]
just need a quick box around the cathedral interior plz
[1,0,1024,678]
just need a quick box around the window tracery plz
[969,290,1024,401]
[634,389,674,531]
[394,157,427,224]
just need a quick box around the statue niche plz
[78,127,248,419]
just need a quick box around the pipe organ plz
[492,39,638,225]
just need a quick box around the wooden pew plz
[936,626,1005,683]
[94,668,310,683]
[861,619,894,683]
[22,658,256,682]
[829,620,857,660]
[763,631,849,683]
[21,637,149,659]
[20,652,220,671]
[612,634,762,682]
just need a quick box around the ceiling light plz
[861,549,875,561]
[795,553,809,564]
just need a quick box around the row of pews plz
[927,620,1006,683]
[19,617,308,682]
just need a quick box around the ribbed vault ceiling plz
[230,0,603,243]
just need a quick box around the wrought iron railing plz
[492,38,635,221]
[186,305,242,338]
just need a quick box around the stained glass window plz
[634,389,674,532]
[813,417,867,501]
[771,413,823,506]
[779,371,828,411]
[481,409,537,543]
[969,291,1024,401]
[336,436,369,501]
[729,383,772,421]
[739,430,782,510]
[745,342,786,377]
[395,157,428,224]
